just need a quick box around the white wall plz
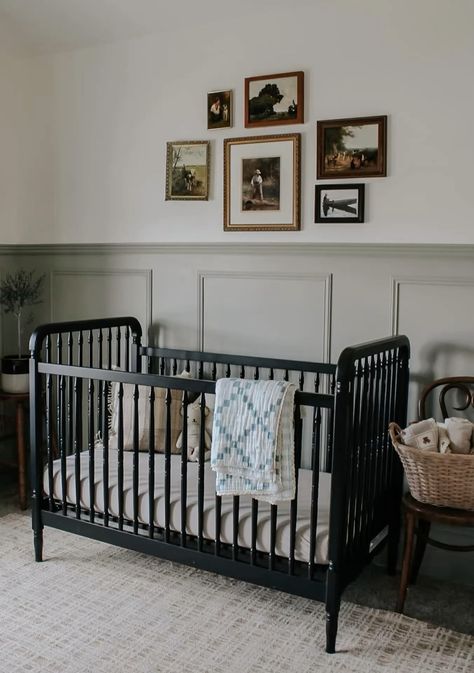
[1,0,473,244]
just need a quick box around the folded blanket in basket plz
[400,417,474,454]
[211,378,297,503]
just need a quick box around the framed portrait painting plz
[244,71,304,128]
[165,141,210,200]
[223,133,301,231]
[315,184,365,223]
[207,89,232,129]
[317,115,387,179]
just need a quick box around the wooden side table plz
[0,390,29,510]
[397,492,474,613]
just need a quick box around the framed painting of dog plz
[244,71,304,128]
[165,141,210,201]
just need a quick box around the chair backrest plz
[418,376,474,422]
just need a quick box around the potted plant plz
[0,269,45,393]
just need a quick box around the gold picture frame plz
[165,140,210,200]
[223,133,301,231]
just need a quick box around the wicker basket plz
[388,422,474,511]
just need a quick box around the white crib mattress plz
[44,449,331,565]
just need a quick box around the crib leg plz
[31,492,43,562]
[325,563,340,654]
[325,607,339,654]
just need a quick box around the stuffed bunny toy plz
[176,401,212,461]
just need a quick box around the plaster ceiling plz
[0,0,245,55]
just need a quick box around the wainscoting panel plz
[392,275,474,409]
[49,268,152,330]
[198,271,332,362]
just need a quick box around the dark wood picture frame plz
[207,89,232,130]
[244,71,304,128]
[317,115,387,179]
[315,183,365,223]
[224,133,301,231]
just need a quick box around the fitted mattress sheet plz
[44,449,331,565]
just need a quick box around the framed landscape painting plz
[165,141,210,200]
[317,115,387,179]
[244,71,304,128]
[223,133,301,231]
[315,184,365,223]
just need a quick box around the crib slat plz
[117,383,124,531]
[347,362,363,556]
[180,391,189,547]
[88,378,95,523]
[107,327,112,369]
[74,376,82,519]
[97,329,103,434]
[46,371,54,511]
[88,330,93,368]
[308,406,322,578]
[325,373,336,472]
[370,354,383,530]
[269,504,277,570]
[116,327,121,369]
[232,496,240,561]
[354,358,370,544]
[148,387,155,539]
[125,328,130,371]
[361,356,376,549]
[250,499,258,565]
[289,405,302,575]
[77,331,83,367]
[102,380,110,527]
[197,392,206,552]
[59,374,67,516]
[132,384,140,534]
[164,387,172,543]
[215,494,222,556]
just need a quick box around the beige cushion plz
[108,372,191,453]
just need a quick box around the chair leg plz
[396,510,415,613]
[410,519,430,585]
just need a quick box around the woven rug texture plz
[0,514,472,673]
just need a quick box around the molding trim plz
[391,275,474,335]
[197,270,333,362]
[49,268,153,331]
[1,242,474,258]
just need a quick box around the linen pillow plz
[108,371,191,453]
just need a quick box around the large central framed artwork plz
[223,134,301,231]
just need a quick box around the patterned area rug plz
[0,514,472,673]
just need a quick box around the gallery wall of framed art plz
[165,67,388,233]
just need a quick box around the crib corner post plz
[29,332,44,562]
[325,561,341,654]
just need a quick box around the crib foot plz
[325,610,338,654]
[34,530,43,562]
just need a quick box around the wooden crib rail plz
[29,316,143,372]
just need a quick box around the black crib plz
[29,317,410,653]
